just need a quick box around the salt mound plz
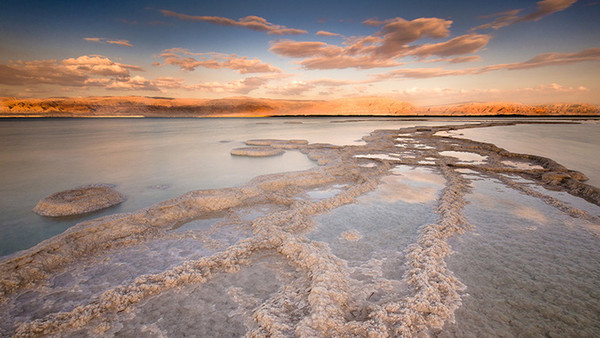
[246,139,308,149]
[230,147,285,157]
[33,185,125,216]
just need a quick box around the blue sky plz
[1,0,599,104]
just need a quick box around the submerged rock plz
[230,146,285,157]
[33,185,125,216]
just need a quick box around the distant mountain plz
[0,96,598,117]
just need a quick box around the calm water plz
[0,117,472,256]
[450,120,600,186]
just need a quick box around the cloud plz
[369,17,453,57]
[106,75,160,91]
[267,81,315,96]
[105,40,133,47]
[0,55,144,88]
[447,55,481,63]
[270,17,490,70]
[391,82,590,105]
[316,30,342,37]
[482,47,600,71]
[375,47,600,80]
[84,37,133,47]
[158,48,282,73]
[473,0,577,30]
[411,34,491,57]
[151,74,288,95]
[159,10,306,35]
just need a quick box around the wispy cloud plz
[270,17,490,70]
[84,37,133,47]
[316,30,343,37]
[391,82,589,105]
[375,47,600,79]
[159,10,307,35]
[152,74,287,94]
[473,0,577,30]
[157,48,282,73]
[106,75,159,91]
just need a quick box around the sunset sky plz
[1,0,599,105]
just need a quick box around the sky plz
[1,0,599,105]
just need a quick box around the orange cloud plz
[370,17,452,57]
[411,34,491,57]
[0,55,144,88]
[158,48,282,73]
[106,75,159,91]
[316,30,342,37]
[270,17,490,70]
[391,82,590,105]
[84,37,133,47]
[447,55,481,63]
[473,0,577,30]
[376,46,600,79]
[160,10,307,35]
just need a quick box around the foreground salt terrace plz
[1,121,599,336]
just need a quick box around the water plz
[0,117,598,336]
[441,120,600,186]
[0,117,476,256]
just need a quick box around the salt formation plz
[1,122,599,337]
[32,184,125,216]
[230,146,285,157]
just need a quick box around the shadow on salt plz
[441,177,600,337]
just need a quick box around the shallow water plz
[0,117,472,256]
[0,118,599,337]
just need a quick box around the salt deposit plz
[230,147,285,157]
[32,184,125,216]
[1,121,599,337]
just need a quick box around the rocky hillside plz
[0,96,597,117]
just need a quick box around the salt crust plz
[2,122,599,337]
[32,184,125,216]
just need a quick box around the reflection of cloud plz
[473,0,577,30]
[160,10,307,35]
[84,37,133,47]
[270,17,489,70]
[513,206,548,224]
[362,176,439,204]
[158,48,281,73]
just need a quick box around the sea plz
[0,117,598,336]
